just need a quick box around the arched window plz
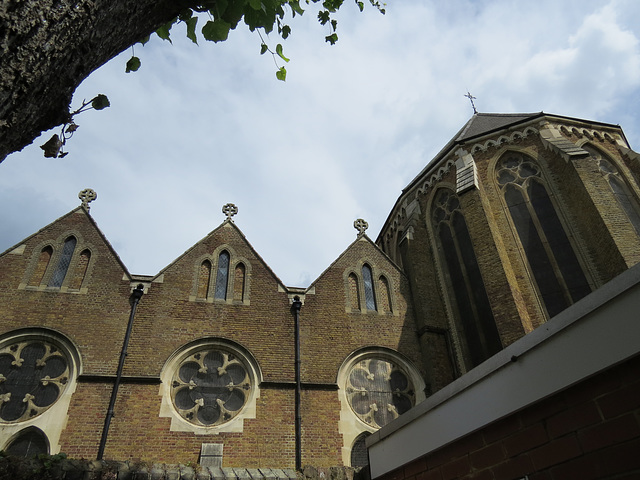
[197,260,212,299]
[584,145,640,235]
[350,432,371,468]
[362,264,376,312]
[68,249,91,290]
[377,276,392,314]
[348,273,361,311]
[48,236,76,288]
[432,188,502,367]
[496,153,591,317]
[233,263,246,301]
[214,251,230,300]
[28,246,52,287]
[4,427,49,457]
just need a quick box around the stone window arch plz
[191,248,251,304]
[344,265,395,315]
[362,264,377,312]
[21,233,95,293]
[584,145,640,236]
[347,273,361,312]
[496,152,591,318]
[0,329,81,455]
[3,426,49,457]
[431,187,502,368]
[48,236,77,287]
[350,432,371,468]
[337,348,425,466]
[214,250,230,300]
[233,262,246,302]
[196,260,212,300]
[159,338,261,434]
[27,246,53,287]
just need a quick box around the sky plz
[2,0,640,287]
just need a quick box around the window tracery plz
[345,357,415,429]
[431,188,501,367]
[160,340,260,433]
[496,153,591,317]
[48,236,77,288]
[170,346,252,427]
[584,146,640,236]
[0,339,70,423]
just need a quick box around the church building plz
[1,112,639,477]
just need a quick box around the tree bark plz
[0,0,194,162]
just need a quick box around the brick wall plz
[375,354,640,480]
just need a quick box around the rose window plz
[171,348,251,427]
[0,340,70,422]
[346,358,415,428]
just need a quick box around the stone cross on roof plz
[354,218,368,237]
[78,188,97,211]
[222,203,238,221]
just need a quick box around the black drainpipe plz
[97,284,144,460]
[291,296,303,471]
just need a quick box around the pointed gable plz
[0,206,131,294]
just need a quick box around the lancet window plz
[431,188,502,367]
[496,153,591,317]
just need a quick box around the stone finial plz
[354,218,368,237]
[222,203,238,221]
[78,188,97,211]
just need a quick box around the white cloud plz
[3,0,640,285]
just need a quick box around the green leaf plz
[276,44,290,62]
[281,25,291,39]
[185,16,198,44]
[318,10,330,25]
[91,94,110,110]
[289,0,305,16]
[276,66,287,81]
[156,22,173,43]
[139,35,150,46]
[357,1,364,12]
[202,19,231,42]
[249,0,262,10]
[125,56,141,73]
[325,32,338,45]
[260,43,269,55]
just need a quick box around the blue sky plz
[2,0,640,286]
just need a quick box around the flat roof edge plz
[367,262,640,478]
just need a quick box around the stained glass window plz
[432,188,502,367]
[497,154,591,317]
[214,251,230,300]
[48,237,76,288]
[0,340,70,422]
[171,346,252,427]
[362,265,376,311]
[345,357,414,428]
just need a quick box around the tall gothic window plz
[362,264,376,311]
[432,188,502,367]
[214,251,230,300]
[584,145,640,235]
[496,153,591,317]
[48,236,76,288]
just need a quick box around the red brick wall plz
[376,354,640,480]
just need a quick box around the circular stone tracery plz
[0,340,70,423]
[171,347,251,427]
[346,357,415,429]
